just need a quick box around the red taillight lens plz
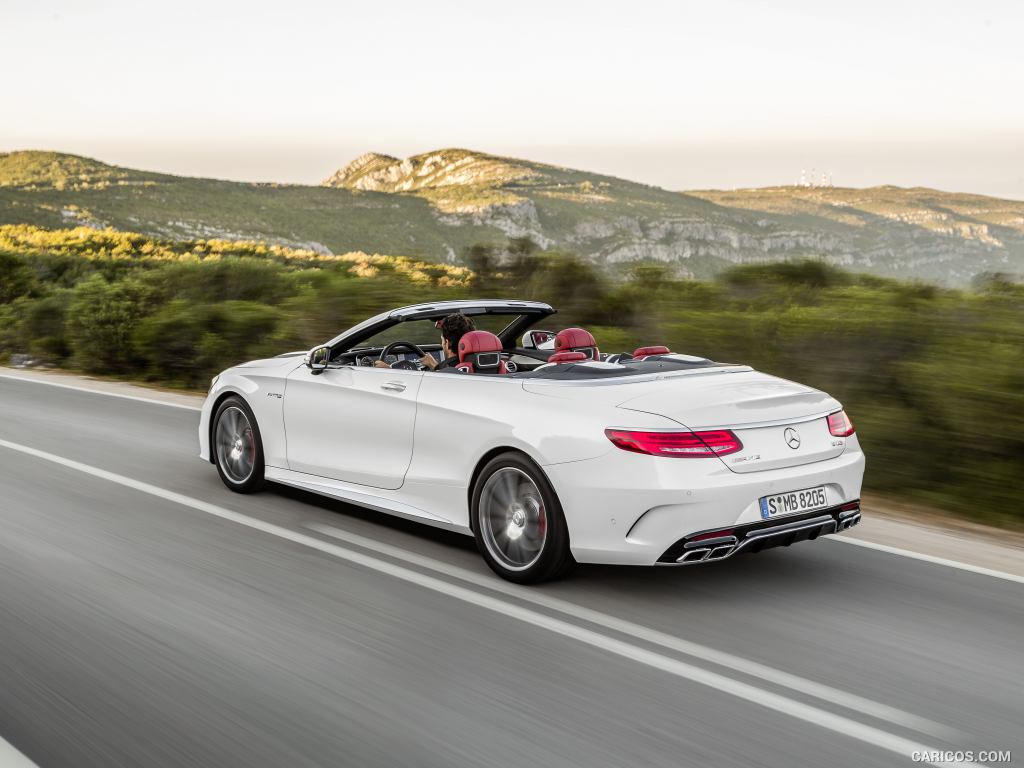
[605,429,743,458]
[827,410,855,437]
[690,528,736,542]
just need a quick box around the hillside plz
[691,184,1024,250]
[2,149,1023,285]
[0,150,165,190]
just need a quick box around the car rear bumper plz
[545,438,865,566]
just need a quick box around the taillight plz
[828,410,855,437]
[605,429,743,457]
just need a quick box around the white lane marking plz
[0,735,39,768]
[829,535,1024,585]
[305,522,958,741]
[0,438,969,767]
[0,373,202,412]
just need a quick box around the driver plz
[374,313,476,370]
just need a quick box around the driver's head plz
[436,313,476,358]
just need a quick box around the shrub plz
[134,300,283,387]
[66,275,152,373]
[0,250,36,303]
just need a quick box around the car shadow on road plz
[268,482,480,553]
[268,481,848,604]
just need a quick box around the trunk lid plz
[614,370,844,473]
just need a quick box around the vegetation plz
[2,226,1021,528]
[0,150,160,190]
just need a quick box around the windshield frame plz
[324,299,556,354]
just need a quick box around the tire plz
[471,452,574,583]
[212,396,265,493]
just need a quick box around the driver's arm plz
[374,360,390,369]
[420,355,439,370]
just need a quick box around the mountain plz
[322,149,536,201]
[3,148,1023,285]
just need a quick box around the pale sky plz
[3,0,1023,197]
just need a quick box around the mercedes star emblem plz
[784,427,801,449]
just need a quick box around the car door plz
[283,364,423,489]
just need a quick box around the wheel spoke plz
[492,471,517,508]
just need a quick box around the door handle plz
[380,381,407,392]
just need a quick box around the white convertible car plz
[199,299,865,582]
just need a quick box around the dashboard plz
[354,350,443,367]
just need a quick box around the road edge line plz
[828,535,1024,585]
[0,735,40,768]
[0,372,202,412]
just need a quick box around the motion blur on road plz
[0,373,1021,768]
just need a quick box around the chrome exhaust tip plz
[678,535,738,564]
[837,512,861,531]
[680,548,711,563]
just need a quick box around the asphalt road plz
[0,376,1020,768]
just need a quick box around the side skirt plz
[263,465,473,536]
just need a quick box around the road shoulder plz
[0,366,203,410]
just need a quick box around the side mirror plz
[306,345,330,374]
[522,330,555,349]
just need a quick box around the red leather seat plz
[554,328,600,360]
[456,330,508,374]
[632,345,670,360]
[547,351,588,364]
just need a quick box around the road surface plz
[0,374,1020,768]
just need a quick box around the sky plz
[2,0,1023,197]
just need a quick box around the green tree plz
[134,300,283,387]
[66,275,152,373]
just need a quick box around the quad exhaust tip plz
[672,504,862,565]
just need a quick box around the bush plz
[0,250,36,303]
[66,275,152,373]
[138,259,299,305]
[134,300,283,387]
[23,290,73,360]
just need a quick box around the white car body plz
[199,299,865,568]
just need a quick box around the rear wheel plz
[471,452,573,583]
[212,396,265,493]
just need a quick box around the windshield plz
[352,314,520,351]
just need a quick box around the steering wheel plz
[379,340,428,370]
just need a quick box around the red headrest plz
[548,351,588,364]
[633,345,670,358]
[555,327,598,353]
[459,330,503,362]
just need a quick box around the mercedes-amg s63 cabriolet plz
[199,299,865,582]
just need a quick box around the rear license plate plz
[759,486,829,519]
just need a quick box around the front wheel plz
[212,396,265,493]
[471,452,573,583]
